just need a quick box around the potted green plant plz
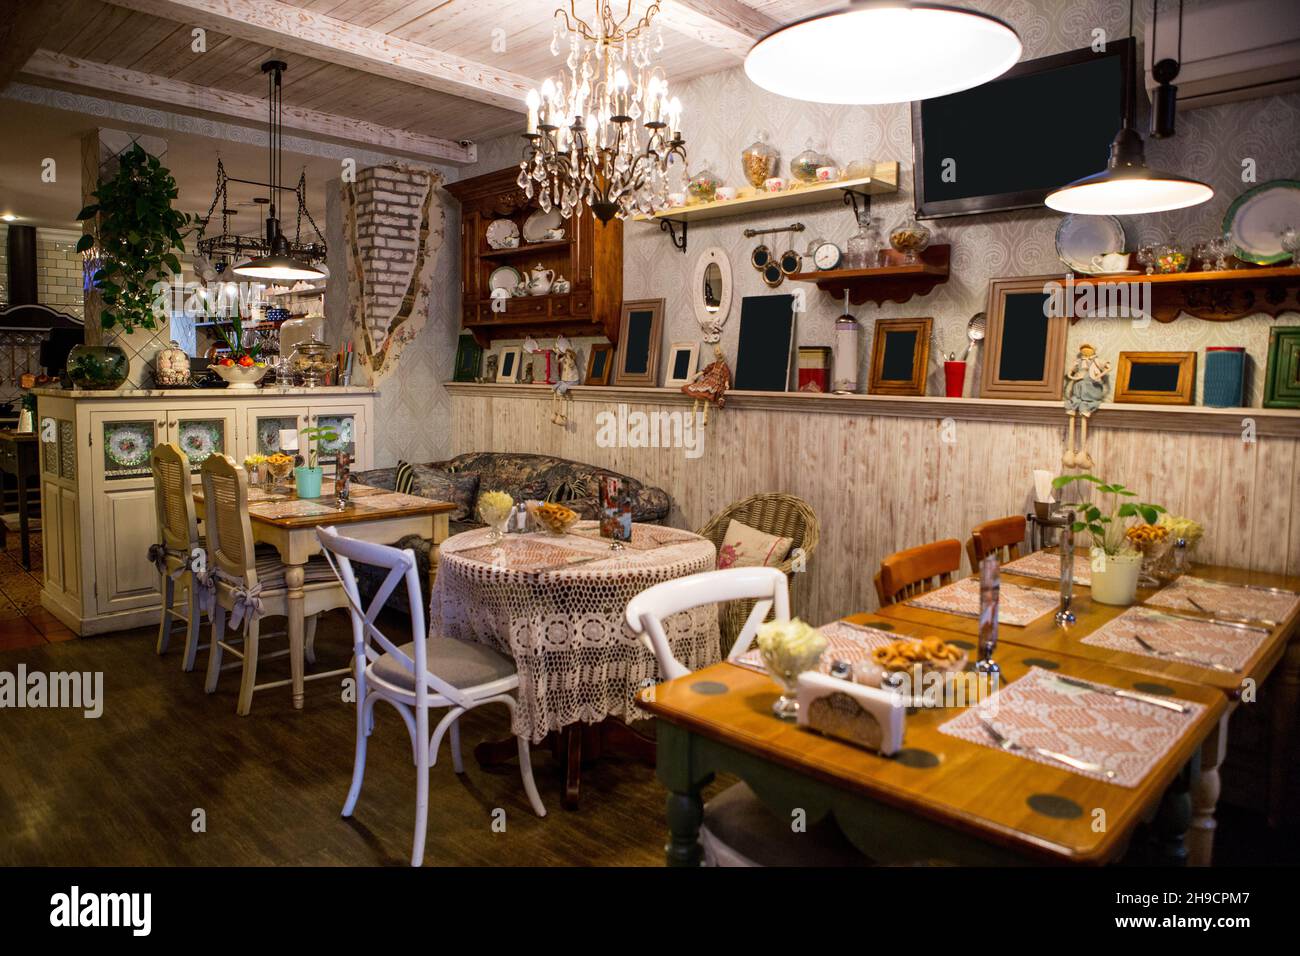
[74,143,191,389]
[294,424,338,498]
[1052,473,1166,606]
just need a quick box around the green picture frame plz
[453,333,484,382]
[1263,326,1300,409]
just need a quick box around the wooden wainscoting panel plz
[449,390,1300,622]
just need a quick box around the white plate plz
[522,209,563,243]
[486,218,520,249]
[488,265,522,294]
[1055,214,1126,274]
[1224,179,1300,265]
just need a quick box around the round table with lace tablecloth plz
[430,521,720,807]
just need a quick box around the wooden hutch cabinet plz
[446,166,623,347]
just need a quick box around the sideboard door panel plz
[90,412,165,614]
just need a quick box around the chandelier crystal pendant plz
[518,1,687,223]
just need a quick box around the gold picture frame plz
[979,275,1069,401]
[612,298,664,387]
[868,317,932,395]
[1114,351,1197,405]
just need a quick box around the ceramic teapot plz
[527,263,555,296]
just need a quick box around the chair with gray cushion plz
[317,525,545,867]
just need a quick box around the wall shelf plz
[789,244,950,306]
[1063,264,1300,323]
[634,161,899,253]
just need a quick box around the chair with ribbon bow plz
[200,454,347,715]
[149,443,210,671]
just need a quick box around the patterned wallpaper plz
[464,0,1300,405]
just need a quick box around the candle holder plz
[975,555,1001,681]
[1033,501,1077,625]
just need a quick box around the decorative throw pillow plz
[395,460,415,495]
[409,465,479,521]
[717,519,794,570]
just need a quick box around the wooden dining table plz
[640,639,1225,866]
[193,480,456,708]
[869,559,1300,866]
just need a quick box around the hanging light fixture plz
[233,61,326,281]
[744,1,1022,105]
[518,2,687,223]
[1045,0,1211,215]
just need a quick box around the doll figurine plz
[1063,343,1110,469]
[550,334,582,426]
[681,344,732,426]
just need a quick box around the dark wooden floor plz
[0,530,1296,866]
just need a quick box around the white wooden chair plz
[200,454,346,715]
[149,443,205,671]
[316,525,546,867]
[626,567,865,867]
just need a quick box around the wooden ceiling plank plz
[656,0,778,59]
[0,0,78,89]
[20,50,477,163]
[101,0,536,110]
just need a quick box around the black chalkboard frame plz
[612,298,664,386]
[979,275,1069,401]
[868,317,933,396]
[734,294,797,392]
[1115,351,1197,405]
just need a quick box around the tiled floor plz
[0,530,75,649]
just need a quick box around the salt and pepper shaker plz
[1055,508,1076,625]
[1173,537,1188,575]
[334,451,352,509]
[976,555,1001,681]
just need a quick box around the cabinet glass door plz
[252,414,303,455]
[101,419,159,481]
[173,417,227,471]
[312,412,357,465]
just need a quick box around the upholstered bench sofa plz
[352,451,671,611]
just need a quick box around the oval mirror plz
[692,247,733,343]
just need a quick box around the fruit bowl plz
[212,362,269,389]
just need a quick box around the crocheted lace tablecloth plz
[431,522,720,742]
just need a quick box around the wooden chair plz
[626,568,864,867]
[149,443,205,671]
[200,454,347,715]
[318,525,544,867]
[696,493,820,654]
[874,539,962,607]
[966,515,1027,568]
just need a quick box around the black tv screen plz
[911,39,1132,219]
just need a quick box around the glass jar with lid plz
[790,139,834,183]
[280,311,324,358]
[741,132,779,189]
[844,211,881,270]
[686,167,722,203]
[288,337,334,387]
[153,340,191,387]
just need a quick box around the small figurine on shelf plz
[681,344,732,427]
[550,334,581,426]
[1063,343,1110,469]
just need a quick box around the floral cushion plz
[409,465,479,521]
[718,518,793,570]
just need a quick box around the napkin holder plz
[796,672,905,756]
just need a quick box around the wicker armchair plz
[696,493,820,655]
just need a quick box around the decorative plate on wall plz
[1055,214,1126,274]
[1225,179,1300,265]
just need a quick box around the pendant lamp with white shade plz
[1045,0,1212,215]
[233,61,326,282]
[744,1,1022,105]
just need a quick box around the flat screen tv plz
[911,38,1133,219]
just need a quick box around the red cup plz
[944,360,967,398]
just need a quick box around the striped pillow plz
[394,460,415,495]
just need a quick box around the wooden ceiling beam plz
[657,0,779,59]
[0,0,76,90]
[20,49,478,165]
[100,0,536,111]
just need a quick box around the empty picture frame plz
[612,298,664,386]
[1114,351,1197,405]
[585,343,613,385]
[734,293,797,392]
[496,347,522,383]
[868,317,932,395]
[979,275,1069,401]
[663,342,699,388]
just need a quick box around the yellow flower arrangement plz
[477,490,515,527]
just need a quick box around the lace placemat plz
[939,667,1205,787]
[455,538,598,573]
[1004,550,1093,588]
[1145,576,1299,626]
[905,577,1059,626]
[732,620,898,674]
[1079,606,1269,672]
[568,523,700,551]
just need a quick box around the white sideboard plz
[33,386,376,636]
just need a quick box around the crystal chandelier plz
[518,1,687,223]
